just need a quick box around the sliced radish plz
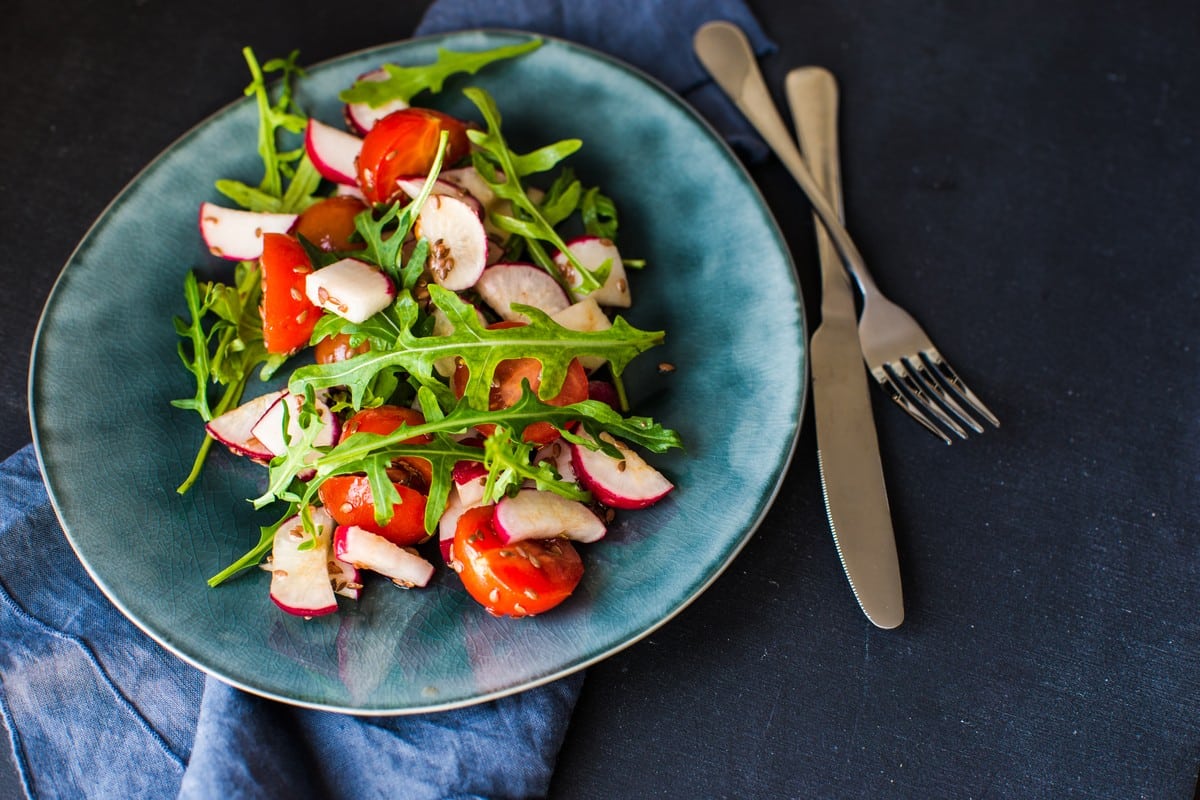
[551,297,613,370]
[329,556,362,601]
[393,176,482,216]
[475,262,571,323]
[343,68,410,135]
[440,166,499,208]
[198,202,297,261]
[452,459,489,508]
[414,194,488,291]
[250,391,339,462]
[304,257,395,323]
[305,118,362,185]
[493,489,606,544]
[270,508,337,617]
[570,428,673,510]
[554,236,631,308]
[333,525,435,588]
[437,486,490,564]
[534,439,577,485]
[205,389,285,460]
[335,182,365,200]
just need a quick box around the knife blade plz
[786,67,904,629]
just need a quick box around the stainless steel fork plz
[693,21,999,443]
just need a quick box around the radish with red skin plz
[413,194,488,290]
[393,176,482,216]
[343,68,409,135]
[205,389,285,460]
[250,391,339,460]
[554,235,631,307]
[270,509,338,617]
[304,118,362,185]
[304,258,395,323]
[198,202,297,261]
[570,428,673,509]
[493,489,606,544]
[437,487,490,564]
[534,439,577,485]
[333,525,435,588]
[452,459,489,507]
[329,557,362,601]
[475,262,571,323]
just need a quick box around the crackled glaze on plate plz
[30,30,806,713]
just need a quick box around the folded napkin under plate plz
[0,2,773,797]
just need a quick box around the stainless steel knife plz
[786,67,904,629]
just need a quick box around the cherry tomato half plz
[314,332,370,364]
[451,506,584,617]
[340,405,433,487]
[318,475,429,547]
[260,233,317,354]
[451,322,589,445]
[292,195,367,252]
[356,108,471,205]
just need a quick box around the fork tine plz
[889,361,970,440]
[906,355,985,434]
[922,348,1001,428]
[869,365,954,445]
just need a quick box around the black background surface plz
[4,1,1198,797]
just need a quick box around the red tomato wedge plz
[451,321,589,445]
[451,505,584,617]
[260,232,317,354]
[292,195,367,252]
[356,108,471,204]
[340,405,433,487]
[318,476,429,547]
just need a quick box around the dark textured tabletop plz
[4,1,1198,797]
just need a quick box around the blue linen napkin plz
[1,2,774,797]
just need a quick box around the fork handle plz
[693,21,875,289]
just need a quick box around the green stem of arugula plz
[176,371,250,495]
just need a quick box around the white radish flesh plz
[534,439,577,485]
[198,202,297,261]
[414,194,489,291]
[475,262,571,323]
[333,525,435,588]
[452,459,489,508]
[570,428,673,510]
[304,258,395,323]
[493,489,606,544]
[250,391,339,459]
[205,389,285,461]
[304,118,362,185]
[270,508,337,617]
[554,236,632,307]
[343,68,409,135]
[394,177,482,216]
[329,557,362,601]
[437,487,489,564]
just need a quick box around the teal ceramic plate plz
[30,31,806,713]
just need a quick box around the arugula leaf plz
[288,285,664,412]
[339,40,542,107]
[253,382,681,535]
[462,87,610,295]
[216,48,319,213]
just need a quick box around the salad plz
[173,41,681,620]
